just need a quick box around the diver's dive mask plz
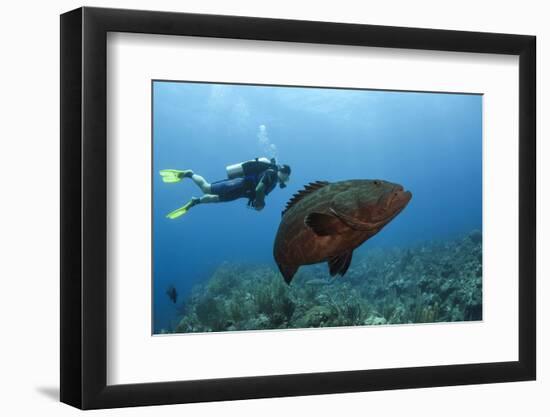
[277,169,290,189]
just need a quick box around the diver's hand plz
[253,199,265,211]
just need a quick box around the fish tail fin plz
[278,264,299,284]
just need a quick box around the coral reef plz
[171,230,482,333]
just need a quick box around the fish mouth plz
[386,185,411,206]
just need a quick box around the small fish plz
[273,179,412,283]
[305,278,332,286]
[166,285,178,304]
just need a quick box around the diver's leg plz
[169,194,218,216]
[167,169,211,193]
[187,172,212,194]
[166,192,224,219]
[198,194,220,204]
[183,194,219,209]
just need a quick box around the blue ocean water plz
[152,81,482,333]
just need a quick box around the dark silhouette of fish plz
[273,179,412,284]
[166,285,178,304]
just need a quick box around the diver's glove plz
[251,199,265,211]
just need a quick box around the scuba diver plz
[160,157,292,219]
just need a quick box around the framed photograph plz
[60,7,536,409]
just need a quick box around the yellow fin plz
[166,204,190,219]
[159,169,185,183]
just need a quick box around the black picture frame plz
[60,6,536,410]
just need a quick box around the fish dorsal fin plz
[282,181,329,216]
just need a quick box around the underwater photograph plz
[152,81,482,334]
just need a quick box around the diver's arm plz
[253,182,266,210]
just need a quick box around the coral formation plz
[171,230,482,333]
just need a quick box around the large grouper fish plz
[274,179,412,284]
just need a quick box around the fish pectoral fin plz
[304,212,351,236]
[328,250,354,277]
[278,263,299,284]
[329,207,377,231]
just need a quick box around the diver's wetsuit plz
[210,168,278,203]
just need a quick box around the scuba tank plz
[226,157,276,179]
